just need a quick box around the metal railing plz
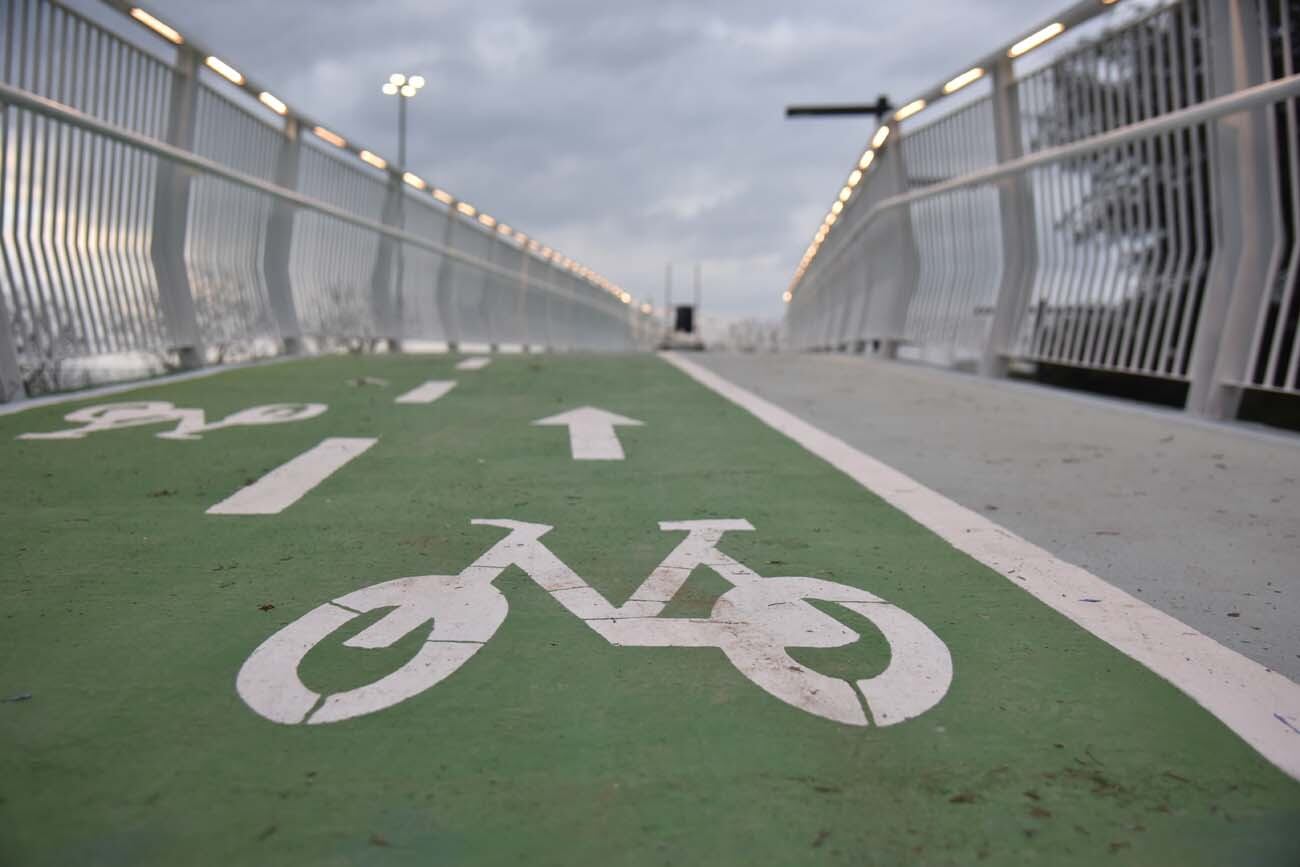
[785,0,1300,421]
[0,0,654,401]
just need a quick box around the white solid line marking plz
[455,357,491,371]
[207,437,377,515]
[395,380,457,404]
[661,352,1300,781]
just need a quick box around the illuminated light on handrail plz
[359,150,387,170]
[620,292,632,304]
[456,201,477,217]
[541,246,554,257]
[1009,22,1064,58]
[825,212,838,226]
[847,168,863,187]
[312,126,346,148]
[129,8,183,44]
[942,66,985,95]
[893,99,926,122]
[837,186,852,202]
[205,56,244,85]
[640,303,653,314]
[497,223,512,235]
[478,213,497,228]
[432,188,454,205]
[783,291,793,303]
[528,240,542,252]
[402,172,425,190]
[515,231,529,242]
[871,126,890,148]
[858,149,876,170]
[831,201,844,215]
[258,92,287,115]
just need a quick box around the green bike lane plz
[0,352,1296,866]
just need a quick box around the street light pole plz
[397,90,407,167]
[381,72,424,166]
[380,73,424,346]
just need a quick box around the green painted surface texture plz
[0,354,1296,866]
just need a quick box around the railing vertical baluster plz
[149,44,202,368]
[516,242,531,350]
[369,172,402,349]
[432,206,458,350]
[874,119,919,360]
[0,289,23,401]
[1186,0,1275,418]
[263,116,302,354]
[981,56,1038,378]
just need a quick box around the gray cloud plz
[133,0,1075,319]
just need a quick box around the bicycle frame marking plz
[237,519,953,727]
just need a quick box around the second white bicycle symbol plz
[237,519,953,727]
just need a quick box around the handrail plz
[792,71,1300,301]
[0,81,628,321]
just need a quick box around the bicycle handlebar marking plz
[237,519,953,727]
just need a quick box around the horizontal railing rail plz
[0,0,655,404]
[800,73,1300,288]
[0,83,632,318]
[786,0,1300,422]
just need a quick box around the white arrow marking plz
[532,406,644,460]
[207,437,377,515]
[395,380,456,404]
[455,357,491,371]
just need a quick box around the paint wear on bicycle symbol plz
[238,519,954,727]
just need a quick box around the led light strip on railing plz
[117,1,645,313]
[786,0,1124,304]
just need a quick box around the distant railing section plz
[0,0,654,402]
[785,0,1300,420]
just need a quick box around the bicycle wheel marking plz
[237,519,953,726]
[207,437,377,516]
[394,380,457,404]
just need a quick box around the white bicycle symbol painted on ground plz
[238,519,953,727]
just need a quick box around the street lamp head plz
[381,82,398,96]
[388,73,406,86]
[409,75,426,89]
[400,84,416,97]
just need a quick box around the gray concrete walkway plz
[695,352,1300,682]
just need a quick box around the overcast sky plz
[144,0,1076,321]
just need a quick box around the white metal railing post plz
[0,289,24,402]
[873,120,920,360]
[1185,0,1276,419]
[263,116,303,354]
[150,45,204,368]
[432,209,459,350]
[0,83,24,401]
[980,55,1039,378]
[516,244,531,349]
[369,173,404,348]
[485,230,504,350]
